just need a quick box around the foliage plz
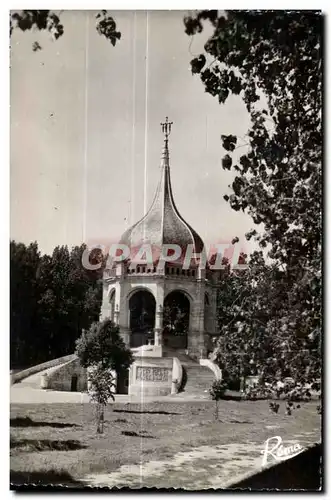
[96,10,121,47]
[10,241,102,368]
[209,379,228,419]
[76,319,133,372]
[185,11,322,386]
[243,378,320,407]
[10,10,63,40]
[269,402,280,414]
[76,319,133,433]
[87,364,116,434]
[10,241,41,368]
[213,253,321,386]
[163,305,189,336]
[10,10,120,50]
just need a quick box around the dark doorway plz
[163,291,190,349]
[71,374,78,392]
[129,290,156,348]
[116,369,129,394]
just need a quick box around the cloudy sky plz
[10,10,255,256]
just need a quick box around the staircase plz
[163,347,215,398]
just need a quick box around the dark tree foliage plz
[185,11,322,384]
[10,241,41,368]
[76,319,133,373]
[10,241,102,368]
[10,10,120,50]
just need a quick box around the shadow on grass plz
[10,470,82,488]
[229,419,252,424]
[221,391,243,401]
[10,417,81,428]
[113,409,180,415]
[178,366,187,393]
[10,438,87,452]
[121,431,156,439]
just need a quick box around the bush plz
[209,379,228,419]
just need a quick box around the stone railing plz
[199,358,222,381]
[171,357,183,394]
[11,354,76,385]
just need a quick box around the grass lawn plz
[10,399,321,488]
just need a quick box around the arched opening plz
[163,291,190,349]
[129,290,156,348]
[71,374,78,392]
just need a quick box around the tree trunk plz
[97,403,105,434]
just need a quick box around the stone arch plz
[164,288,194,306]
[163,290,190,349]
[126,285,156,301]
[128,288,156,348]
[107,285,116,297]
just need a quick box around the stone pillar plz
[114,304,120,325]
[100,284,111,320]
[188,292,206,359]
[154,282,165,347]
[120,326,130,347]
[154,304,163,346]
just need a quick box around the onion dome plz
[120,118,204,263]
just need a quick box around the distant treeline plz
[10,241,103,369]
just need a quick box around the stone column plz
[114,304,120,325]
[120,326,130,347]
[188,294,206,359]
[154,304,163,346]
[100,284,111,321]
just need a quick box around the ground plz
[10,399,321,489]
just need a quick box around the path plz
[82,434,320,490]
[10,384,211,404]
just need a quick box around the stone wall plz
[11,354,76,385]
[44,358,87,392]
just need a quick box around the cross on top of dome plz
[160,116,173,139]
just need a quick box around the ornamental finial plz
[160,116,173,139]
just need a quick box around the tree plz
[10,241,102,367]
[185,11,322,385]
[10,10,121,50]
[76,319,133,433]
[35,244,102,361]
[163,305,188,336]
[10,241,40,368]
[209,379,227,420]
[214,252,320,389]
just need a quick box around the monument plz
[100,118,220,396]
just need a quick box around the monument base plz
[129,356,175,397]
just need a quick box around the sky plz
[10,10,255,256]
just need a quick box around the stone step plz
[182,365,215,395]
[162,346,215,396]
[162,347,198,366]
